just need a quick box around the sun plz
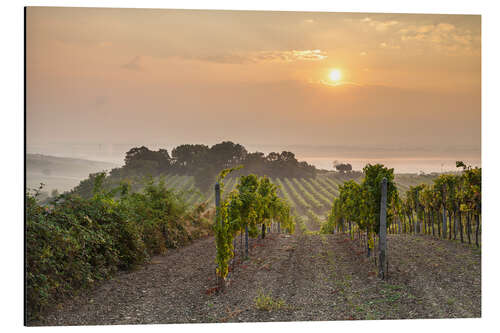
[329,69,342,82]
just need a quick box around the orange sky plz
[26,7,481,150]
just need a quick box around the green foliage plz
[460,166,481,213]
[322,164,398,237]
[26,179,212,321]
[322,161,481,247]
[213,168,240,279]
[361,164,398,234]
[214,170,294,280]
[406,163,480,220]
[124,146,171,175]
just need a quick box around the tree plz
[124,146,172,175]
[210,141,247,170]
[87,142,318,197]
[171,144,209,173]
[243,152,266,175]
[334,163,353,173]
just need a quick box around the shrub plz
[26,178,212,322]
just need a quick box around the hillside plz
[27,145,477,325]
[26,155,479,325]
[26,154,119,194]
[102,171,441,224]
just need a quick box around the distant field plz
[153,172,441,225]
[26,154,119,194]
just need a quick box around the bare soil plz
[31,222,481,326]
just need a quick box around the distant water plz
[252,144,481,174]
[300,156,481,174]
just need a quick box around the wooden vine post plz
[245,226,249,258]
[214,182,226,291]
[378,177,388,279]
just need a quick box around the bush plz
[26,178,212,322]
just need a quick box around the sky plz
[26,7,481,168]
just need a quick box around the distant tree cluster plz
[124,146,172,173]
[334,162,353,173]
[106,141,316,192]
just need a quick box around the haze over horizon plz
[26,7,481,172]
[27,141,480,174]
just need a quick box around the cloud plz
[278,49,328,61]
[379,42,400,49]
[318,80,362,87]
[437,23,456,32]
[121,56,144,71]
[195,54,249,64]
[189,49,328,64]
[361,17,399,31]
[398,23,477,54]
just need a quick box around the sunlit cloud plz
[196,54,249,64]
[310,76,363,88]
[281,49,327,61]
[437,23,456,32]
[398,23,478,54]
[399,23,458,41]
[189,49,328,64]
[361,17,399,31]
[379,42,400,49]
[318,79,363,87]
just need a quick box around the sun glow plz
[329,69,342,82]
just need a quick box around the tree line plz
[106,141,317,192]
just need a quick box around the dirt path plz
[34,223,481,326]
